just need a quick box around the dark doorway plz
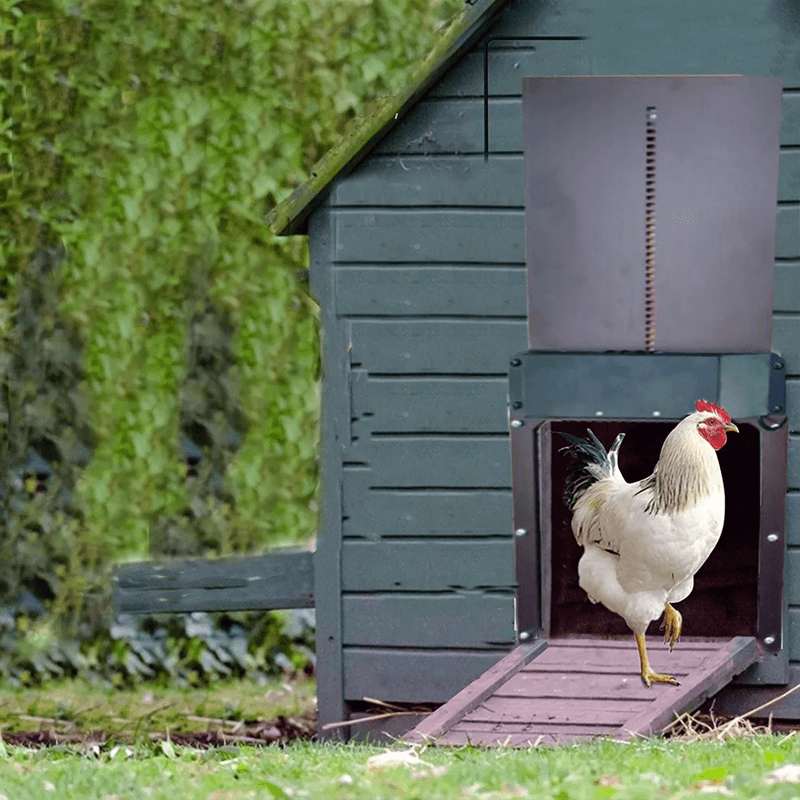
[547,419,760,639]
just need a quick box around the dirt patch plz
[1,711,317,749]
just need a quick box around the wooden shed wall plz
[308,0,800,730]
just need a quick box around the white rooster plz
[560,400,738,687]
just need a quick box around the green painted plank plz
[373,95,800,156]
[591,0,800,86]
[787,494,800,547]
[429,44,591,98]
[489,0,593,39]
[350,319,527,373]
[787,379,799,433]
[334,208,525,264]
[308,204,348,736]
[342,647,507,703]
[366,436,511,487]
[777,207,800,259]
[780,152,800,202]
[342,540,514,592]
[374,98,522,155]
[782,93,800,146]
[790,435,800,491]
[774,317,800,375]
[335,266,526,317]
[787,607,800,661]
[112,551,314,614]
[342,592,514,648]
[334,206,796,266]
[332,156,524,207]
[715,663,800,718]
[360,376,508,433]
[341,484,513,537]
[787,549,800,606]
[775,265,800,312]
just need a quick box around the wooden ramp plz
[405,636,759,747]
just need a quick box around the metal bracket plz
[759,352,787,430]
[508,351,777,421]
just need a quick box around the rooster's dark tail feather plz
[557,429,625,510]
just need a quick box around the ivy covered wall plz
[2,0,461,629]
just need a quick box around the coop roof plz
[265,0,510,237]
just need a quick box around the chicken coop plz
[116,0,800,744]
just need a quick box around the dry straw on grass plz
[663,681,800,742]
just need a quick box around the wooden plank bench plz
[113,549,314,614]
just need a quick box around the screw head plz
[510,358,521,367]
[764,635,776,645]
[772,405,783,413]
[512,400,523,409]
[767,533,779,542]
[775,360,784,370]
[510,419,523,428]
[519,631,531,641]
[515,528,527,537]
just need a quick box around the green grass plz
[0,676,316,737]
[1,680,800,798]
[2,733,800,798]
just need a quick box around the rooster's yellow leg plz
[659,603,683,652]
[635,634,681,687]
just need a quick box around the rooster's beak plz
[724,423,739,433]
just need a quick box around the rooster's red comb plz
[695,399,732,424]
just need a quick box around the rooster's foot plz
[641,668,681,688]
[659,603,683,652]
[635,633,681,688]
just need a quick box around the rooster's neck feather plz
[645,413,725,515]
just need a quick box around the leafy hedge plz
[2,0,460,660]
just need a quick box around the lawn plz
[2,734,800,799]
[2,680,800,798]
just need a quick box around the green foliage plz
[0,608,315,687]
[2,0,462,633]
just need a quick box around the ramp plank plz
[404,636,760,747]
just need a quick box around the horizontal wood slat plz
[464,695,648,726]
[113,551,314,614]
[774,266,800,313]
[773,317,800,375]
[363,436,512,487]
[786,381,800,435]
[335,207,798,266]
[342,592,514,649]
[335,152,799,207]
[349,319,527,373]
[341,485,513,537]
[333,156,524,208]
[334,209,526,264]
[343,647,508,703]
[335,266,527,317]
[372,95,800,155]
[428,46,591,98]
[789,436,800,491]
[359,376,509,433]
[342,540,513,592]
[788,498,800,546]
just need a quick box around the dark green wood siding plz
[308,0,800,713]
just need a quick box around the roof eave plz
[266,0,512,237]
